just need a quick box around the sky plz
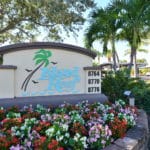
[63,0,150,65]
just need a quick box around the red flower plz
[56,147,64,150]
[2,118,8,123]
[33,136,46,148]
[40,136,46,143]
[48,139,59,150]
[109,117,127,138]
[7,106,19,113]
[2,118,22,130]
[33,121,51,134]
[22,112,40,120]
[0,136,11,149]
[0,109,5,121]
[11,136,20,145]
[71,122,88,136]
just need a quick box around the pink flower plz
[10,144,25,150]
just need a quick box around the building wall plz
[0,69,15,98]
[3,48,93,97]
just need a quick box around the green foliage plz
[116,0,150,76]
[129,80,150,112]
[92,61,99,66]
[139,68,150,75]
[102,69,131,103]
[84,5,123,71]
[120,59,127,63]
[136,58,148,64]
[85,0,150,76]
[0,0,95,43]
[102,69,150,112]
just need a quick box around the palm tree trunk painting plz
[21,49,52,91]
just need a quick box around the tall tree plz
[115,0,150,77]
[93,50,103,65]
[124,48,148,56]
[105,50,113,63]
[84,7,121,71]
[0,0,95,43]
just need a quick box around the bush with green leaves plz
[102,69,150,112]
[131,83,150,112]
[102,70,131,103]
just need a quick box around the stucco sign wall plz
[0,42,101,98]
[21,49,81,96]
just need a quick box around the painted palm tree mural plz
[21,49,52,91]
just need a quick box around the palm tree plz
[124,48,148,56]
[85,7,121,71]
[105,49,112,62]
[95,50,103,64]
[21,49,52,91]
[115,0,150,77]
[125,48,148,55]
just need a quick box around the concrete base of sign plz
[0,93,108,108]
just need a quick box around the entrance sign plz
[0,42,101,98]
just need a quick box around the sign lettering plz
[86,70,101,93]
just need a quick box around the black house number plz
[88,79,100,84]
[88,71,100,76]
[88,87,100,92]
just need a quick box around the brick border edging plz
[103,110,149,150]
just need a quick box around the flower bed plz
[0,100,138,150]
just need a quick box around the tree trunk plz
[128,47,134,75]
[108,57,111,62]
[97,56,100,64]
[111,35,117,72]
[132,28,138,77]
[115,51,120,69]
[133,50,138,77]
[129,46,138,77]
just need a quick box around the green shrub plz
[102,69,150,112]
[128,77,150,112]
[102,70,131,103]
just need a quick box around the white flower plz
[130,115,134,120]
[56,135,64,141]
[46,127,55,137]
[65,133,70,138]
[74,133,81,141]
[27,126,31,134]
[0,107,4,110]
[16,131,20,136]
[21,126,26,130]
[81,136,87,142]
[81,136,87,148]
[62,124,68,131]
[56,130,61,135]
[11,126,18,136]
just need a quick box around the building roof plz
[0,42,96,58]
